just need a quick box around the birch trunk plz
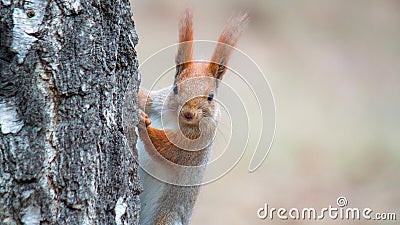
[0,0,141,224]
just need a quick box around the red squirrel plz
[137,7,248,225]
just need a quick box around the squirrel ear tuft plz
[175,7,194,85]
[209,13,249,80]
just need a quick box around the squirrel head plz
[167,8,248,138]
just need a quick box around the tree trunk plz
[0,0,141,224]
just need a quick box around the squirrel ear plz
[175,7,193,84]
[209,13,249,80]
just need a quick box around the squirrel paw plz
[140,110,151,127]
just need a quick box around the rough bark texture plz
[0,0,141,224]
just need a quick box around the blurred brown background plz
[131,0,400,224]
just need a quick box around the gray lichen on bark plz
[1,0,141,224]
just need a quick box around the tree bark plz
[0,0,141,224]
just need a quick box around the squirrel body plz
[137,86,209,225]
[137,8,248,225]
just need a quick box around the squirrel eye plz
[207,91,214,101]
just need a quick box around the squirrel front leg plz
[138,110,179,164]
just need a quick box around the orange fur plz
[138,120,207,167]
[209,13,249,79]
[175,7,194,81]
[146,126,184,164]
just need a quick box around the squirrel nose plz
[183,111,195,121]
